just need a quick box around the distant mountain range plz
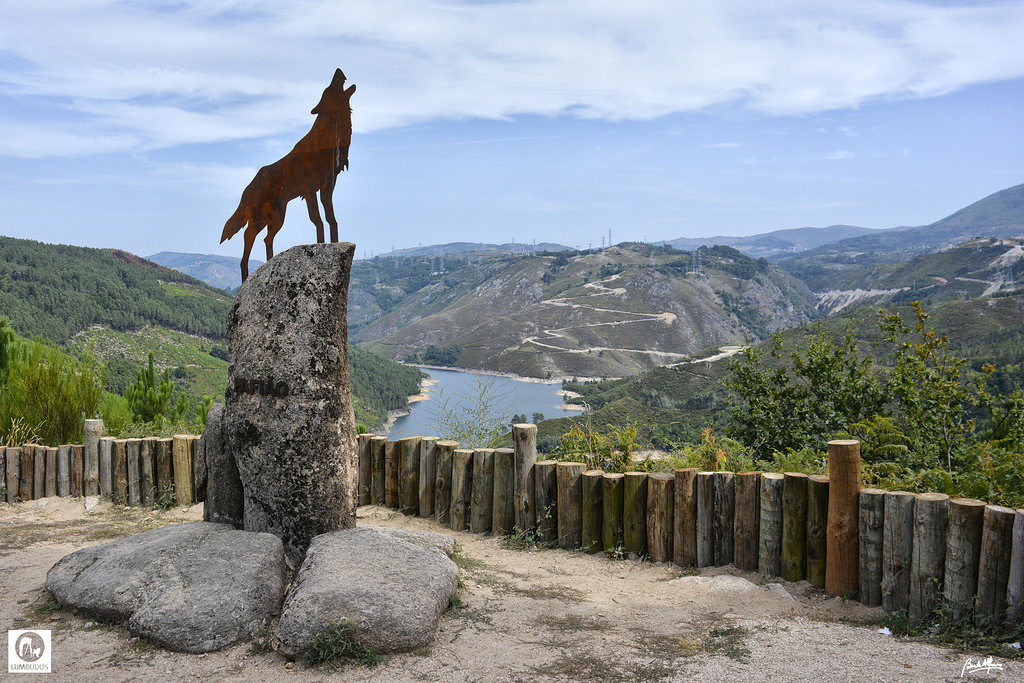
[658,224,880,258]
[377,241,574,258]
[147,251,263,292]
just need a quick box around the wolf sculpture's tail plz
[221,200,249,244]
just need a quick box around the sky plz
[1,0,1023,260]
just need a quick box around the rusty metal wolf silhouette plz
[222,68,355,281]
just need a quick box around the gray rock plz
[202,403,243,527]
[361,523,456,557]
[224,242,359,562]
[275,527,459,657]
[45,522,286,653]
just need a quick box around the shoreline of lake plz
[401,362,619,386]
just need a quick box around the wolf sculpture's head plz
[311,68,356,115]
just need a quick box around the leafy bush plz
[554,421,638,472]
[667,428,755,473]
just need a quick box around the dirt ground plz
[1,498,1020,682]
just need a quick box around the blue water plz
[385,367,582,439]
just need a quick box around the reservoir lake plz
[385,367,584,440]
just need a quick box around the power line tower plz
[608,227,613,248]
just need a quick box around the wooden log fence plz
[6,420,1018,627]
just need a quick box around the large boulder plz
[360,523,456,556]
[201,403,243,527]
[45,522,286,653]
[275,527,459,657]
[224,242,359,561]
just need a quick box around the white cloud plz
[703,142,744,149]
[1,0,1023,157]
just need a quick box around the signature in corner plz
[961,656,1004,677]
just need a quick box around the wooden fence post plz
[57,445,71,497]
[1007,509,1024,626]
[400,436,422,515]
[370,436,387,505]
[19,447,34,501]
[126,439,142,506]
[696,472,715,567]
[470,448,495,533]
[909,492,948,624]
[34,445,45,499]
[674,468,698,567]
[782,472,808,582]
[492,448,515,535]
[43,446,56,497]
[512,423,538,532]
[6,447,20,503]
[825,440,860,597]
[191,435,204,504]
[140,438,157,506]
[434,440,456,525]
[357,433,373,506]
[733,471,760,571]
[154,438,173,503]
[712,471,735,567]
[419,437,439,518]
[0,447,5,501]
[450,449,473,531]
[112,439,128,504]
[171,435,193,506]
[602,472,624,554]
[647,472,674,563]
[882,491,915,613]
[84,419,103,496]
[976,504,1015,623]
[806,475,829,589]
[556,462,585,549]
[534,460,558,544]
[858,488,886,607]
[71,445,84,497]
[99,437,114,497]
[384,440,401,508]
[581,469,604,553]
[944,498,986,619]
[758,473,784,577]
[623,472,648,557]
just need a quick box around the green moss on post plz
[602,473,624,555]
[781,472,808,582]
[581,469,604,553]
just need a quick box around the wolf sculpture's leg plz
[321,175,339,243]
[264,203,287,261]
[304,194,325,244]
[241,223,261,282]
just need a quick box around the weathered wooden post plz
[171,435,193,506]
[84,418,103,496]
[400,436,422,515]
[647,472,674,563]
[696,471,715,567]
[357,433,373,506]
[976,504,1015,623]
[190,435,204,504]
[712,471,735,566]
[882,491,915,613]
[758,472,784,576]
[99,437,114,497]
[0,447,5,501]
[112,439,129,504]
[623,471,648,557]
[370,436,387,505]
[34,445,45,499]
[450,448,473,531]
[44,446,57,497]
[674,468,698,567]
[909,492,948,624]
[5,446,19,503]
[71,444,84,497]
[733,471,760,571]
[419,437,439,518]
[782,472,808,582]
[1008,509,1024,626]
[155,438,173,502]
[384,440,401,508]
[57,445,71,497]
[492,448,515,535]
[434,440,456,525]
[512,423,538,532]
[825,440,860,596]
[534,460,558,544]
[858,488,886,607]
[556,461,585,549]
[19,447,34,501]
[806,475,829,589]
[470,448,495,533]
[140,438,157,506]
[581,469,604,553]
[126,438,142,506]
[944,498,986,619]
[602,472,624,554]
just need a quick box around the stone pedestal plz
[223,242,358,561]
